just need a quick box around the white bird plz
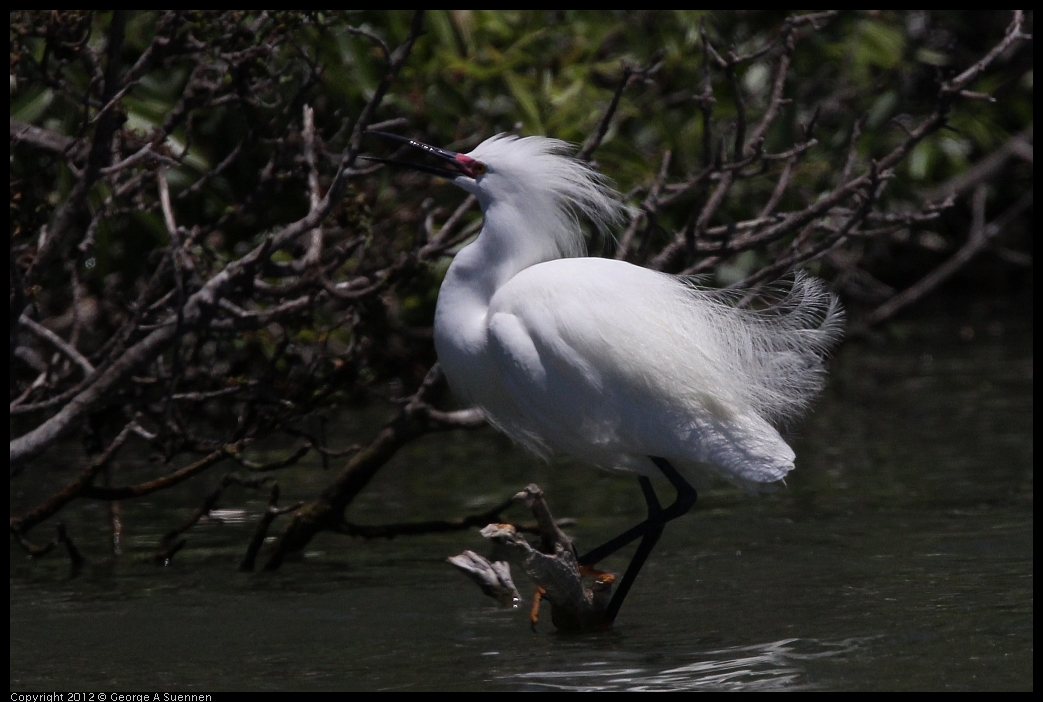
[366,132,843,624]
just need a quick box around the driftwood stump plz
[448,484,615,632]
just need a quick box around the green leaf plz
[503,71,544,135]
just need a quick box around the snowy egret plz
[366,132,843,624]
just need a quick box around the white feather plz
[434,135,843,492]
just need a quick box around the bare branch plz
[227,444,311,472]
[10,421,137,535]
[10,117,76,155]
[263,363,485,569]
[942,11,1030,95]
[156,473,273,565]
[100,143,178,174]
[757,158,795,220]
[423,195,478,255]
[577,63,633,162]
[924,125,1033,203]
[157,168,179,241]
[301,104,324,268]
[81,444,237,501]
[18,315,95,377]
[616,151,672,260]
[863,190,1033,327]
[24,11,128,288]
[344,25,391,64]
[240,483,303,571]
[743,26,794,156]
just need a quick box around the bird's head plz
[365,131,627,258]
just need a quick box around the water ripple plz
[502,637,865,691]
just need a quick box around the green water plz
[10,306,1033,690]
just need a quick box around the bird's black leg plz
[639,475,664,517]
[576,475,661,567]
[577,457,697,624]
[647,456,698,522]
[578,458,696,565]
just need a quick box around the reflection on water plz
[507,637,865,691]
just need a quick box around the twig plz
[169,384,255,402]
[757,158,795,220]
[344,26,391,64]
[178,138,247,199]
[697,22,716,166]
[616,151,671,260]
[577,64,634,162]
[17,315,95,377]
[57,523,86,577]
[941,11,1030,96]
[263,363,485,570]
[156,473,272,565]
[100,143,177,174]
[301,104,324,268]
[422,194,478,253]
[10,421,137,536]
[240,483,303,571]
[227,444,311,472]
[924,124,1033,203]
[743,27,795,156]
[10,117,77,155]
[80,444,238,500]
[862,189,1032,327]
[158,168,179,241]
[726,59,745,162]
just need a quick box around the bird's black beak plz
[362,131,483,179]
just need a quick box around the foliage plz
[9,11,1032,569]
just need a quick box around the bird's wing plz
[485,258,795,487]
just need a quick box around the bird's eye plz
[473,162,487,175]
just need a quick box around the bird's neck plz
[434,198,568,401]
[444,198,565,307]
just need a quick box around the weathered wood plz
[447,551,521,608]
[450,483,616,632]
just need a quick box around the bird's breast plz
[433,271,499,408]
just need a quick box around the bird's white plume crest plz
[466,134,627,259]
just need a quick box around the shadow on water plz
[10,299,1033,690]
